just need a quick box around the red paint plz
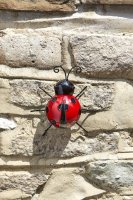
[46,95,81,128]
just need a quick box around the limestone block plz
[0,0,75,12]
[9,80,55,108]
[33,130,119,158]
[9,79,114,110]
[38,168,105,200]
[84,193,133,200]
[0,78,114,115]
[0,171,47,196]
[2,78,133,133]
[0,189,30,200]
[79,81,133,132]
[75,83,114,110]
[0,78,27,115]
[0,29,62,69]
[0,119,35,156]
[86,161,133,191]
[0,117,119,157]
[118,131,133,153]
[70,34,133,79]
[81,0,133,4]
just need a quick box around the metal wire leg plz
[75,86,87,98]
[42,124,53,136]
[76,122,88,133]
[38,86,52,98]
[31,109,45,112]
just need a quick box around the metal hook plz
[66,66,82,80]
[54,66,67,79]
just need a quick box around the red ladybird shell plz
[46,95,81,128]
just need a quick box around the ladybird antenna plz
[66,66,82,80]
[54,66,67,79]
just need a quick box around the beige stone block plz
[0,0,75,12]
[0,78,114,115]
[70,34,133,79]
[0,119,36,156]
[86,160,133,191]
[0,29,62,69]
[0,117,119,157]
[79,81,133,132]
[9,79,114,109]
[118,132,133,153]
[0,189,30,200]
[38,168,105,200]
[0,171,47,196]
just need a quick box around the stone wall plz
[0,1,133,200]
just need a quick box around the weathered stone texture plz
[0,0,75,12]
[86,161,133,191]
[2,79,133,134]
[9,79,114,110]
[79,81,133,132]
[0,189,30,200]
[0,78,114,115]
[9,80,55,108]
[38,168,105,200]
[0,119,35,156]
[0,2,133,199]
[0,171,47,196]
[33,131,119,158]
[76,83,114,110]
[0,79,31,116]
[70,35,133,79]
[0,29,62,69]
[81,0,133,4]
[118,131,133,153]
[0,118,119,157]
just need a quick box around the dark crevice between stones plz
[67,37,86,81]
[35,182,46,195]
[81,192,106,200]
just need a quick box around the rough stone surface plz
[9,79,55,108]
[70,35,133,79]
[0,0,75,12]
[9,79,114,110]
[118,131,133,152]
[0,2,133,200]
[79,81,133,132]
[0,78,32,116]
[0,171,47,196]
[81,0,133,4]
[0,78,114,115]
[75,83,114,110]
[0,119,35,156]
[33,130,119,158]
[0,118,119,157]
[38,168,105,200]
[86,161,133,191]
[83,193,133,200]
[0,29,62,69]
[0,189,30,200]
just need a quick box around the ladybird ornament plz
[31,66,89,136]
[46,82,81,128]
